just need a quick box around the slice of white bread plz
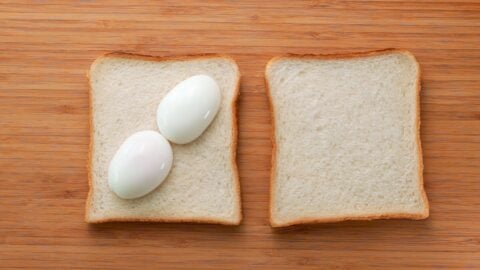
[86,53,241,225]
[266,49,429,227]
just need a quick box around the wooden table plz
[1,1,479,269]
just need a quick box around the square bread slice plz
[86,53,241,225]
[266,49,429,227]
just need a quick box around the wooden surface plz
[1,1,479,269]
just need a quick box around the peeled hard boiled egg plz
[156,74,221,144]
[108,130,173,199]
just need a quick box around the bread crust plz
[265,49,429,227]
[85,52,242,225]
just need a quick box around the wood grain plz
[0,1,479,269]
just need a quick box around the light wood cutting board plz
[1,1,479,269]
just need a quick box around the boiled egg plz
[108,130,173,199]
[156,74,221,144]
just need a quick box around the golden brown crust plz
[85,52,242,225]
[85,65,94,224]
[412,52,430,219]
[268,48,408,63]
[271,212,430,228]
[264,61,278,227]
[87,216,240,225]
[266,48,429,227]
[230,64,243,224]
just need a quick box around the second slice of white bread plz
[266,49,429,227]
[86,53,241,225]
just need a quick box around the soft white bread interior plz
[266,49,429,227]
[86,53,241,225]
